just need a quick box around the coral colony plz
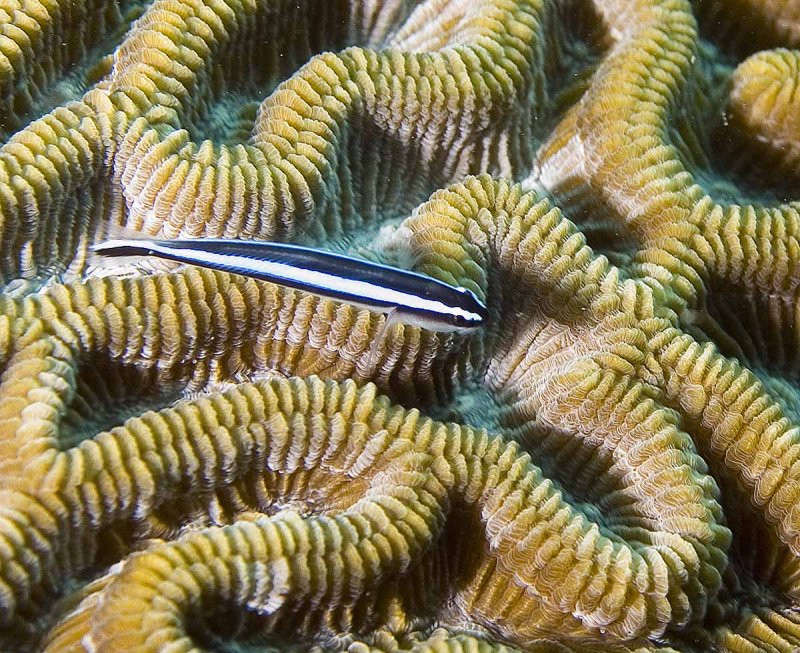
[0,0,799,651]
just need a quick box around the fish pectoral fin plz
[366,309,399,372]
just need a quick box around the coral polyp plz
[1,0,800,652]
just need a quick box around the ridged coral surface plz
[1,0,800,651]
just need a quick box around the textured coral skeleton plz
[1,0,800,651]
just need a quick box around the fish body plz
[92,238,488,333]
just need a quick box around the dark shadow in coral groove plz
[573,219,637,265]
[659,413,800,625]
[692,0,800,60]
[538,0,609,140]
[706,117,800,205]
[295,120,455,248]
[426,384,505,435]
[183,0,418,146]
[675,464,800,650]
[184,0,351,144]
[502,409,630,536]
[699,283,800,380]
[181,506,478,651]
[674,40,800,206]
[521,181,640,263]
[58,359,185,449]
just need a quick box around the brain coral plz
[1,0,800,651]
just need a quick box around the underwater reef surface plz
[1,0,800,651]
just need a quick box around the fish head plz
[442,287,489,332]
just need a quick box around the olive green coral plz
[2,0,800,651]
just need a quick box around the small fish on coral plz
[91,227,489,334]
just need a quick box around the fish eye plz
[449,310,484,330]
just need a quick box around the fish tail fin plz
[88,220,157,271]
